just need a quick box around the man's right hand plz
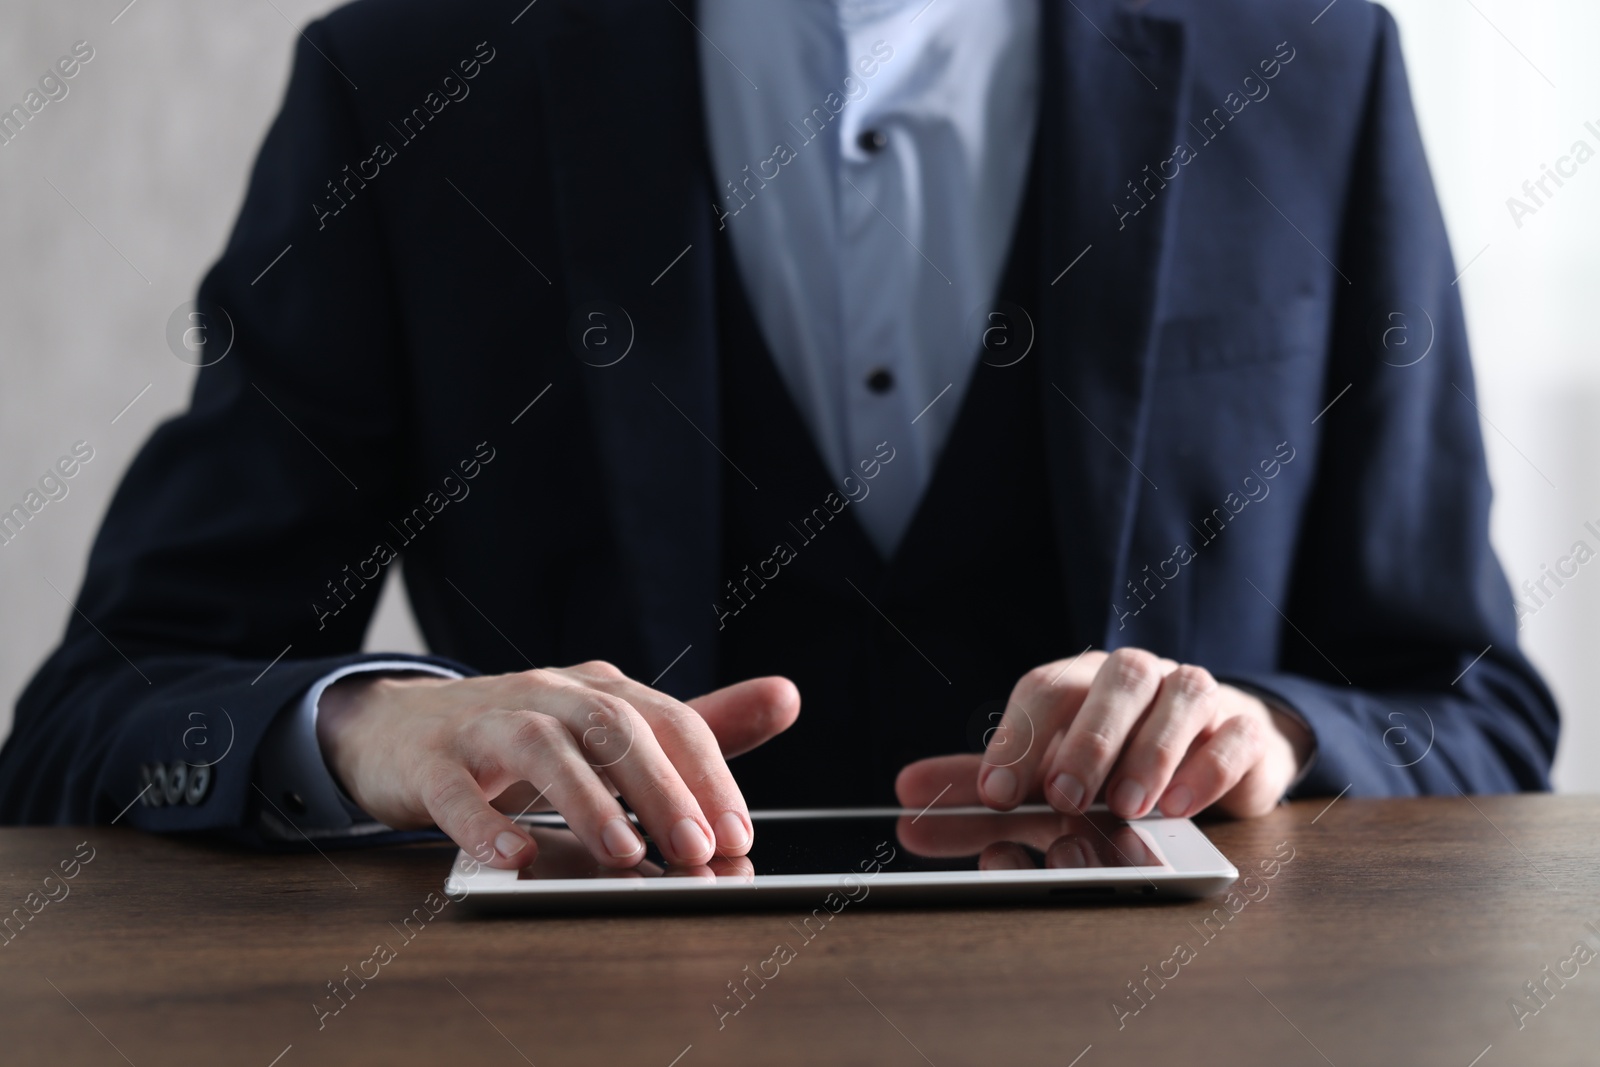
[314,661,800,870]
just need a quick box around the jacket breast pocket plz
[1154,296,1326,375]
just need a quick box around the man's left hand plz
[895,649,1313,820]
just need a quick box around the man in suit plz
[0,0,1558,872]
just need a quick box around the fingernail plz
[714,811,750,852]
[495,831,527,859]
[1162,785,1194,818]
[670,818,712,862]
[1051,773,1084,811]
[982,767,1018,806]
[601,817,643,859]
[1111,779,1146,817]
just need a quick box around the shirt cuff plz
[254,660,463,838]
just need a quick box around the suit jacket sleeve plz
[1225,6,1558,796]
[0,22,475,833]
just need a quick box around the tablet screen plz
[516,807,1167,881]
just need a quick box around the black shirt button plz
[857,129,887,153]
[866,368,895,394]
[185,764,212,806]
[165,761,188,806]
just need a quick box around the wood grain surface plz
[0,795,1595,1066]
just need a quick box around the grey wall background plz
[1,1,1596,788]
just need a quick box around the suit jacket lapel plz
[534,0,720,695]
[1038,0,1189,649]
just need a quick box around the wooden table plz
[1,795,1595,1066]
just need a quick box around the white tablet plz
[444,805,1238,910]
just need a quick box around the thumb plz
[685,676,800,758]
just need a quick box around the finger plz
[978,650,1106,811]
[490,766,627,810]
[1156,714,1267,818]
[1212,753,1291,818]
[686,676,802,758]
[1032,730,1068,800]
[1043,648,1165,815]
[524,676,718,866]
[591,671,759,858]
[469,709,647,868]
[895,754,983,808]
[418,761,539,871]
[1095,664,1219,819]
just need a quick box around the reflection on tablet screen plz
[517,808,1167,881]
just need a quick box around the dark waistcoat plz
[713,155,1076,808]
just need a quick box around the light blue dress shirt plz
[700,0,1040,556]
[260,0,1042,833]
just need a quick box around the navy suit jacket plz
[0,0,1558,833]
